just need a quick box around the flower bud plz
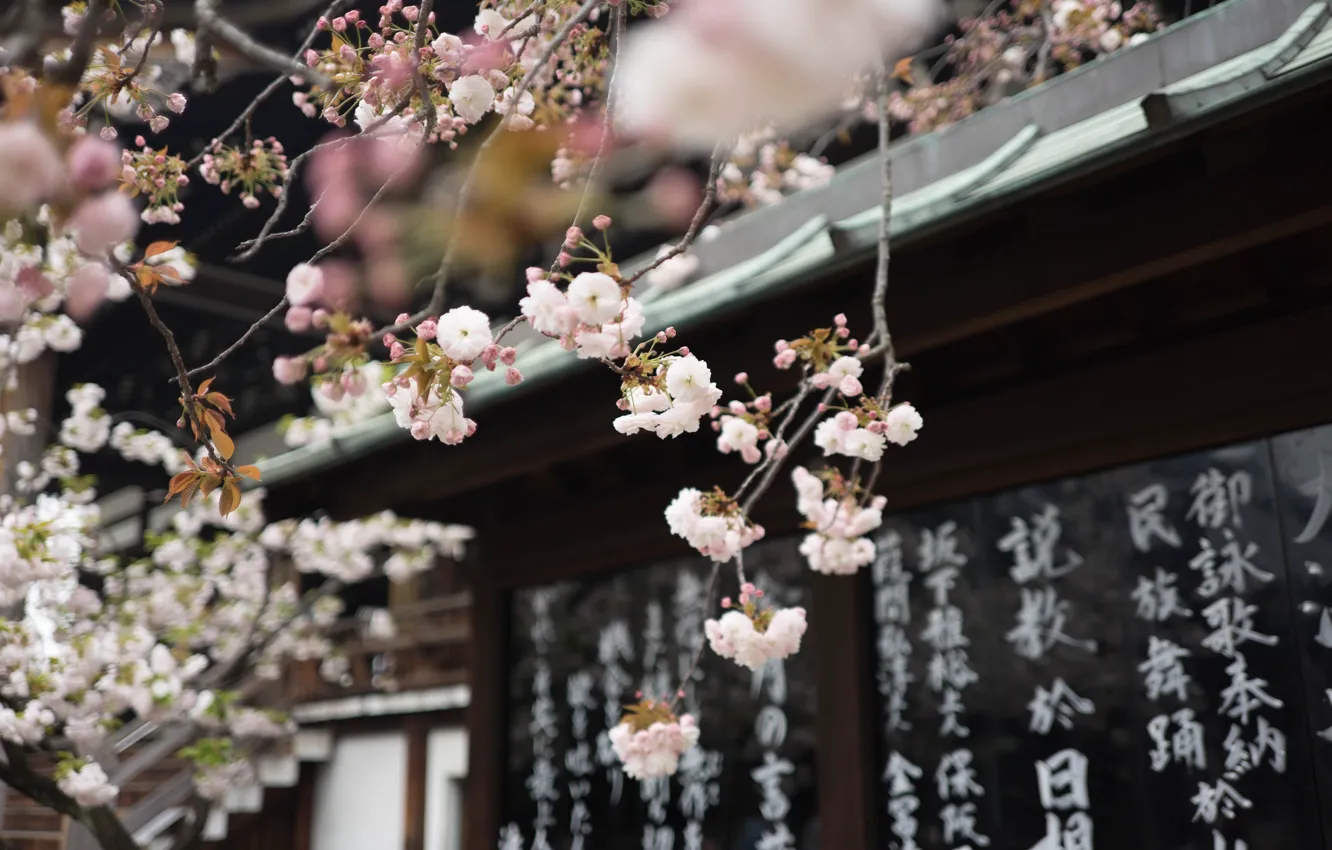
[592,214,612,230]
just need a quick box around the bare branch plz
[412,0,440,138]
[186,0,351,171]
[739,386,837,514]
[194,0,333,87]
[622,144,726,287]
[48,0,107,87]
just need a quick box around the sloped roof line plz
[251,3,1332,492]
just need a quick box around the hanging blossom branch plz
[194,0,334,87]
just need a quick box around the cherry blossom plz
[665,487,764,563]
[609,703,701,779]
[705,583,807,670]
[792,466,886,575]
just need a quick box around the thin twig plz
[667,561,721,712]
[185,297,289,379]
[622,144,727,287]
[126,3,165,83]
[739,387,836,514]
[131,280,228,472]
[733,374,814,505]
[185,0,351,171]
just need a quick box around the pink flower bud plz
[416,319,438,340]
[840,376,863,397]
[678,346,690,356]
[166,93,187,114]
[773,349,797,369]
[774,339,789,352]
[272,356,307,385]
[312,309,331,329]
[66,137,121,191]
[754,395,772,412]
[728,400,746,415]
[557,251,572,267]
[343,369,369,396]
[734,372,749,384]
[284,306,313,332]
[564,226,583,248]
[834,313,847,327]
[410,420,431,440]
[592,214,612,230]
[65,263,110,322]
[665,327,677,338]
[389,341,406,359]
[451,364,474,387]
[480,343,500,370]
[721,597,731,608]
[505,366,523,385]
[499,346,517,365]
[835,411,858,431]
[332,15,347,31]
[655,332,668,343]
[396,312,411,324]
[383,333,397,345]
[525,266,546,283]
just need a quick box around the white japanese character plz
[1201,598,1278,659]
[941,802,991,847]
[940,687,971,738]
[1029,677,1095,735]
[1218,654,1283,726]
[1036,749,1090,811]
[1131,568,1192,622]
[1191,779,1252,824]
[1138,636,1192,703]
[1007,587,1097,661]
[1186,469,1251,530]
[1127,484,1182,552]
[936,749,985,800]
[1190,531,1273,598]
[919,521,967,572]
[1027,812,1093,850]
[998,504,1084,584]
[884,751,923,795]
[888,794,921,850]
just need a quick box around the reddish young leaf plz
[235,465,262,481]
[144,240,179,259]
[219,480,242,517]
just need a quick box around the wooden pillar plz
[405,718,428,850]
[462,579,506,850]
[292,763,315,850]
[0,352,57,496]
[812,569,876,850]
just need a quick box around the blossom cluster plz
[119,137,191,224]
[608,701,701,779]
[199,138,290,210]
[887,0,1160,134]
[718,130,836,209]
[665,487,765,564]
[705,582,807,670]
[300,2,606,145]
[379,306,521,445]
[792,465,887,575]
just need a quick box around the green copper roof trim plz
[1142,2,1330,127]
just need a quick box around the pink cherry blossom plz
[0,122,64,211]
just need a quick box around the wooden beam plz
[462,580,507,850]
[404,718,428,850]
[812,570,877,850]
[892,151,1332,355]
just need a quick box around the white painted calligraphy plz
[998,504,1085,584]
[1028,677,1095,735]
[1190,532,1274,599]
[1145,708,1206,773]
[1191,779,1253,824]
[1131,567,1192,622]
[1201,599,1277,659]
[1127,484,1182,552]
[1029,750,1093,850]
[598,620,634,805]
[872,531,914,736]
[527,591,561,850]
[1138,636,1193,703]
[1007,586,1098,660]
[1217,654,1283,726]
[566,669,597,850]
[884,752,922,850]
[1186,469,1252,530]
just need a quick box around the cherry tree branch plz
[195,0,333,87]
[48,0,107,87]
[412,0,439,138]
[622,144,726,287]
[185,0,351,171]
